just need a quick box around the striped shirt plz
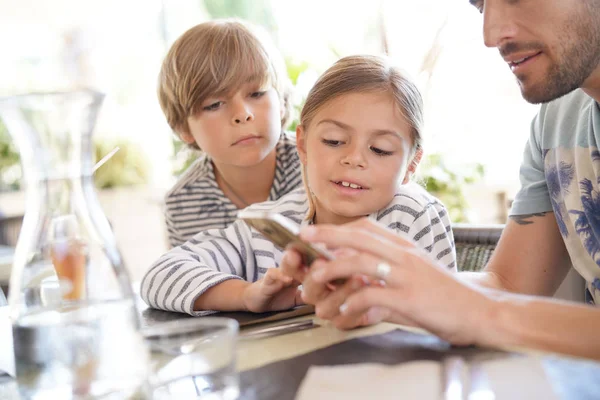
[142,183,456,316]
[164,133,302,247]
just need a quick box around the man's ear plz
[296,124,307,165]
[402,147,423,184]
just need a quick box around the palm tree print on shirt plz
[544,149,575,237]
[569,178,600,267]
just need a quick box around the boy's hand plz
[242,268,304,313]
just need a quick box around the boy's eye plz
[322,139,343,147]
[250,91,267,98]
[370,146,394,156]
[203,101,223,111]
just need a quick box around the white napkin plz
[0,307,15,377]
[295,356,557,400]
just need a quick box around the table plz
[139,305,600,400]
[3,303,600,399]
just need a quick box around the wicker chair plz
[0,214,23,247]
[453,223,504,272]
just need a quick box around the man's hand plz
[280,246,390,329]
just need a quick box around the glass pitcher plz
[0,90,149,399]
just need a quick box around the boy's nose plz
[232,112,253,124]
[232,102,254,124]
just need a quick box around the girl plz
[142,55,456,316]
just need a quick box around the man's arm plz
[461,212,572,296]
[480,291,600,360]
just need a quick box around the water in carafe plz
[0,90,149,399]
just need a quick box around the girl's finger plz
[263,268,291,289]
[280,248,307,282]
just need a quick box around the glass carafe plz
[0,90,149,399]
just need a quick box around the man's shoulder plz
[540,89,596,126]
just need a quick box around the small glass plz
[143,318,239,400]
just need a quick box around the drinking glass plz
[143,318,239,400]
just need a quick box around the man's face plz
[471,0,600,104]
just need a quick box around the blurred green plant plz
[285,58,312,132]
[0,127,149,191]
[0,121,22,192]
[171,139,201,177]
[416,154,485,222]
[93,139,150,189]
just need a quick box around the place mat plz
[295,358,557,400]
[238,329,600,400]
[138,304,315,330]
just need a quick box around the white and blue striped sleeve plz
[408,201,456,271]
[376,187,456,271]
[140,219,257,316]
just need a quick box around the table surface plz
[138,303,600,400]
[3,302,600,400]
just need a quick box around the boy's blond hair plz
[158,20,292,149]
[299,55,424,221]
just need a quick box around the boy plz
[157,20,303,247]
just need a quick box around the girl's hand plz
[300,218,492,346]
[242,268,304,313]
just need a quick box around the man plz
[281,0,600,359]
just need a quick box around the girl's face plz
[297,91,421,225]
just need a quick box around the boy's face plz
[182,82,283,166]
[471,0,600,104]
[297,91,419,225]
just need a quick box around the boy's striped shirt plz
[164,133,302,247]
[142,183,456,316]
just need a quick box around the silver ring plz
[375,262,391,280]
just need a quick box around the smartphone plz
[238,210,334,266]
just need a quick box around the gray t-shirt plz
[511,89,600,304]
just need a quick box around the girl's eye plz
[322,139,343,147]
[370,146,394,156]
[250,91,266,98]
[203,101,223,111]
